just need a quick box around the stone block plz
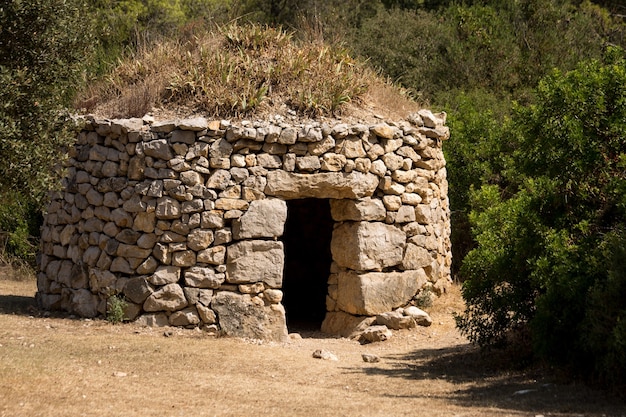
[148,266,181,286]
[232,199,287,240]
[211,292,288,342]
[331,222,405,271]
[124,276,153,304]
[320,312,376,338]
[265,171,378,199]
[169,307,201,326]
[226,240,284,287]
[197,246,226,265]
[335,270,425,315]
[184,266,224,289]
[187,229,214,251]
[329,198,386,221]
[143,283,187,312]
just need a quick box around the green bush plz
[0,0,91,202]
[106,295,128,324]
[456,48,626,386]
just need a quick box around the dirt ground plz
[0,276,624,417]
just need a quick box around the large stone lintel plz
[264,171,379,199]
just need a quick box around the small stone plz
[359,325,393,343]
[403,306,433,327]
[361,354,380,363]
[312,349,338,361]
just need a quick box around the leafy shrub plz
[456,47,626,386]
[0,0,91,202]
[106,295,128,324]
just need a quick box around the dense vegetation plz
[2,0,626,387]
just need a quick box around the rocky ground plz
[0,276,624,417]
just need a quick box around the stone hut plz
[37,110,451,341]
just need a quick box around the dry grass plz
[77,23,420,121]
[1,277,624,417]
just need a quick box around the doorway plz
[282,198,333,331]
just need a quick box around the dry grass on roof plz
[77,23,420,122]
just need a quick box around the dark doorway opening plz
[282,198,333,331]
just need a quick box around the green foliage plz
[456,48,626,385]
[106,295,128,324]
[0,191,41,261]
[0,0,91,203]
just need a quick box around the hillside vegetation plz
[78,23,418,121]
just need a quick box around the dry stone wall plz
[37,110,452,341]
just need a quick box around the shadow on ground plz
[0,294,37,315]
[347,344,626,416]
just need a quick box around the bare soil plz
[1,276,624,417]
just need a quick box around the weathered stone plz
[211,292,288,341]
[180,170,203,186]
[296,156,321,172]
[320,153,346,172]
[171,250,196,267]
[169,307,201,326]
[263,289,283,304]
[148,266,181,286]
[336,136,366,158]
[215,198,249,211]
[417,109,442,128]
[308,136,335,156]
[265,171,378,199]
[137,233,158,249]
[88,269,117,294]
[336,270,425,315]
[414,204,432,224]
[83,246,101,266]
[184,266,224,289]
[143,139,173,160]
[359,325,393,343]
[257,154,282,168]
[312,349,338,361]
[395,205,416,223]
[375,311,416,330]
[197,246,226,265]
[206,169,231,190]
[116,244,152,259]
[114,300,139,321]
[178,117,207,131]
[134,313,169,327]
[201,211,224,228]
[187,229,214,251]
[196,304,217,324]
[71,289,99,318]
[155,197,181,219]
[110,257,133,274]
[320,312,376,338]
[329,198,386,221]
[331,222,405,271]
[371,123,395,139]
[402,244,432,270]
[111,208,133,228]
[124,276,153,304]
[278,127,297,145]
[226,240,284,287]
[362,353,380,363]
[403,306,433,327]
[143,283,187,312]
[232,199,287,240]
[239,282,265,294]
